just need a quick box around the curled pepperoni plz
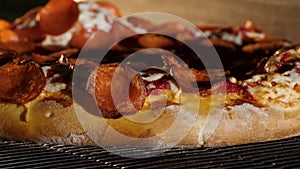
[87,63,146,118]
[0,61,46,104]
[38,0,79,35]
[29,48,79,64]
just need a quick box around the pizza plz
[0,0,299,147]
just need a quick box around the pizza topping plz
[0,0,299,121]
[242,39,290,54]
[86,63,185,118]
[220,32,242,46]
[86,63,146,118]
[26,48,78,65]
[118,18,147,34]
[42,29,76,47]
[41,1,146,48]
[42,66,67,93]
[197,28,242,46]
[77,1,116,33]
[265,45,300,73]
[41,1,117,46]
[38,0,79,35]
[197,21,267,46]
[242,64,300,110]
[141,69,181,102]
[97,2,121,18]
[0,61,45,104]
[141,72,165,82]
[13,7,40,29]
[0,49,17,66]
[210,80,240,95]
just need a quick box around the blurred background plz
[0,0,47,21]
[0,0,299,43]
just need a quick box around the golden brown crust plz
[202,103,300,146]
[0,95,300,147]
[0,101,94,145]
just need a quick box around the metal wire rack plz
[0,136,299,168]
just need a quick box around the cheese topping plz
[244,66,300,110]
[15,19,37,29]
[41,2,149,47]
[141,72,182,110]
[245,31,265,40]
[42,28,76,46]
[221,32,242,45]
[77,2,115,33]
[142,73,164,82]
[42,66,66,93]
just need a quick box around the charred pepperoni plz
[87,63,146,118]
[0,61,46,104]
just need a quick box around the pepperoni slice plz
[87,63,146,118]
[0,61,46,104]
[38,0,79,35]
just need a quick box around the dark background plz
[0,0,47,21]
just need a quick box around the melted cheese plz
[244,67,300,111]
[78,2,115,33]
[142,73,164,82]
[41,66,66,93]
[143,80,181,111]
[245,31,265,40]
[221,32,242,45]
[15,19,36,29]
[41,1,150,47]
[41,28,76,46]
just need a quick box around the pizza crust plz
[203,103,300,146]
[0,98,203,147]
[0,94,299,147]
[0,101,94,145]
